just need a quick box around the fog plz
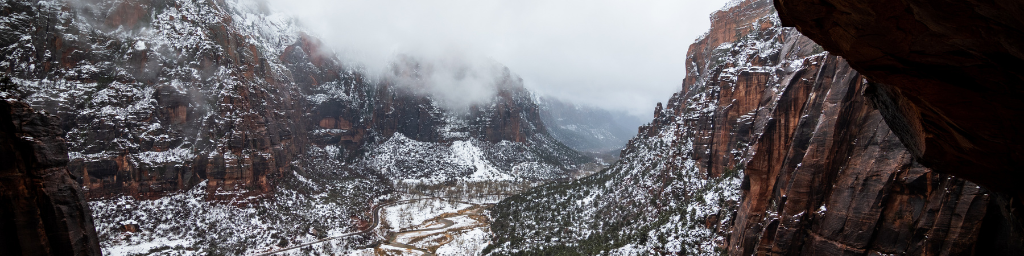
[386,53,509,112]
[265,0,732,118]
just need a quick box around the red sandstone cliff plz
[773,0,1024,254]
[0,97,101,256]
[681,2,1000,254]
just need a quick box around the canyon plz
[1,0,588,254]
[2,0,1023,255]
[487,0,1022,255]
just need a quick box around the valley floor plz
[348,195,497,256]
[347,180,531,256]
[90,171,537,256]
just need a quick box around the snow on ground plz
[378,244,424,255]
[104,237,195,256]
[452,140,514,181]
[90,175,385,255]
[396,215,481,245]
[436,228,491,256]
[383,199,474,232]
[373,196,498,256]
[460,194,507,205]
[368,133,576,182]
[342,248,375,256]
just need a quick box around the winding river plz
[251,196,494,256]
[376,198,493,256]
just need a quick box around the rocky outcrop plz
[772,0,1024,253]
[727,53,992,256]
[0,98,101,256]
[3,0,358,200]
[0,0,321,199]
[676,3,1000,253]
[771,0,1024,202]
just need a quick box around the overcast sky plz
[266,0,733,118]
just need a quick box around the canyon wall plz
[726,53,991,256]
[488,0,1013,254]
[1,0,324,198]
[1,0,581,201]
[772,0,1024,202]
[0,98,101,256]
[773,0,1024,253]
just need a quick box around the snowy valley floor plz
[90,175,530,256]
[346,195,499,256]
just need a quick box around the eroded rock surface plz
[727,53,993,256]
[0,98,101,256]
[773,0,1024,253]
[772,0,1024,200]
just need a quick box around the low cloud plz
[265,0,732,118]
[385,52,508,112]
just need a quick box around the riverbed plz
[345,196,497,256]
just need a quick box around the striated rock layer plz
[0,98,101,256]
[773,0,1024,253]
[727,53,991,256]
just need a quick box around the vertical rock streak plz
[1,99,101,256]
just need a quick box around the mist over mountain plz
[538,96,644,154]
[262,0,732,118]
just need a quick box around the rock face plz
[0,0,582,201]
[0,0,321,199]
[727,53,991,256]
[0,98,101,256]
[487,0,1013,255]
[772,0,1024,202]
[773,0,1024,253]
[2,0,586,254]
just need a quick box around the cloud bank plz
[265,0,731,118]
[385,53,509,112]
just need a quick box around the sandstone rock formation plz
[772,0,1024,202]
[0,98,101,256]
[773,0,1024,253]
[727,54,993,256]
